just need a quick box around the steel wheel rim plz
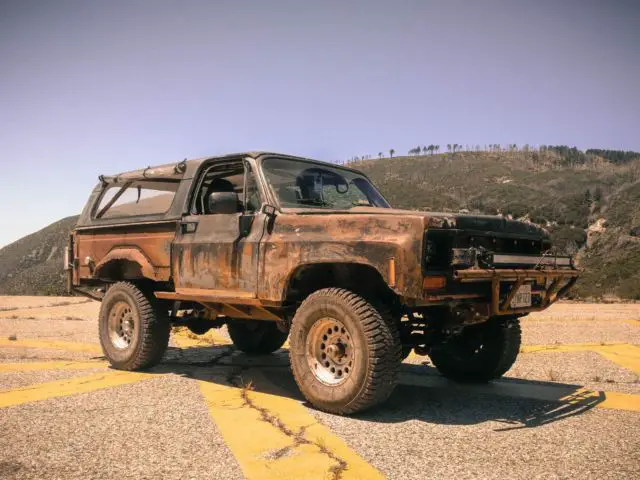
[306,317,354,386]
[108,300,137,349]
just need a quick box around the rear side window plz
[95,181,179,219]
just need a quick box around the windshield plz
[262,157,391,210]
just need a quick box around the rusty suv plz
[67,152,578,414]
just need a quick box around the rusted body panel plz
[258,213,426,301]
[172,213,267,295]
[71,151,578,317]
[75,222,176,282]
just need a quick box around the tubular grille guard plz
[453,269,579,316]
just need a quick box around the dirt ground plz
[1,298,638,479]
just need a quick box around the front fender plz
[258,214,424,301]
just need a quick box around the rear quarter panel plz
[75,222,176,282]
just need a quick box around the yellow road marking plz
[521,343,640,375]
[560,389,640,412]
[399,373,640,412]
[172,328,232,348]
[199,371,384,480]
[0,370,151,409]
[625,320,640,327]
[592,391,640,411]
[0,338,103,354]
[0,360,108,373]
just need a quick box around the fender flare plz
[93,248,160,281]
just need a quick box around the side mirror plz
[207,192,239,214]
[262,204,277,234]
[262,204,277,217]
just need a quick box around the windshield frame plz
[258,155,391,212]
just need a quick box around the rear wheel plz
[289,288,401,415]
[98,282,170,370]
[429,316,521,383]
[227,319,288,354]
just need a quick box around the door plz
[172,160,266,296]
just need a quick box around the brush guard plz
[453,268,579,316]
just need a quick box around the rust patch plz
[258,213,426,301]
[75,225,175,282]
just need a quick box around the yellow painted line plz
[625,320,640,327]
[399,373,640,413]
[172,328,232,348]
[171,332,202,348]
[0,360,108,373]
[0,338,103,354]
[0,370,151,409]
[559,388,640,412]
[521,343,640,375]
[587,390,640,412]
[595,345,640,376]
[521,343,627,354]
[405,352,421,362]
[199,371,384,480]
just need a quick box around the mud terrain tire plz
[429,316,521,383]
[98,282,170,370]
[289,288,401,415]
[227,319,288,354]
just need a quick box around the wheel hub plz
[108,301,137,349]
[306,318,354,386]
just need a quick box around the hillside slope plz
[0,216,78,295]
[1,150,638,299]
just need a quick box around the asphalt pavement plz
[1,298,639,479]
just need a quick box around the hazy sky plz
[1,0,639,247]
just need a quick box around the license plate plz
[510,284,532,308]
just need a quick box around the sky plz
[1,0,639,247]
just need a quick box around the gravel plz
[0,374,243,480]
[0,317,97,343]
[521,318,640,345]
[1,299,639,479]
[310,386,640,479]
[0,348,99,362]
[0,368,105,390]
[507,351,640,394]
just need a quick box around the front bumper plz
[453,268,579,316]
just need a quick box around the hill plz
[1,149,639,299]
[0,216,78,296]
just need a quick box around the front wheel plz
[289,288,401,415]
[98,282,170,370]
[429,316,521,383]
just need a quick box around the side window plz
[191,162,261,215]
[95,181,178,219]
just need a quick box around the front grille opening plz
[424,230,455,270]
[424,228,551,272]
[458,234,546,255]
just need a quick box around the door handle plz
[180,220,199,234]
